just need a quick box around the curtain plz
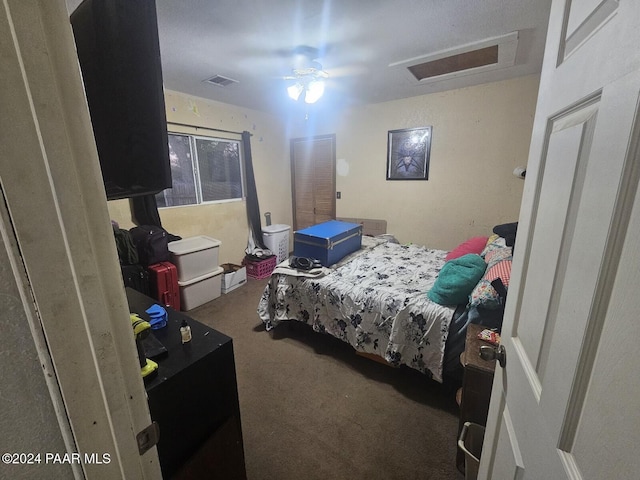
[130,194,181,242]
[242,131,268,253]
[131,195,163,227]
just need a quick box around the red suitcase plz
[147,261,181,311]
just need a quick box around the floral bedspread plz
[257,240,456,382]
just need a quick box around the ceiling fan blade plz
[291,45,320,59]
[324,64,368,78]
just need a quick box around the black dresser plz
[126,288,247,479]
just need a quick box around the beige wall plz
[312,74,539,250]
[109,75,538,261]
[108,90,291,265]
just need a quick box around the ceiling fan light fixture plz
[287,82,304,101]
[304,79,325,104]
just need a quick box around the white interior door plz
[479,1,640,478]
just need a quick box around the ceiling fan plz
[281,45,330,103]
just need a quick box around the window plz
[156,133,244,207]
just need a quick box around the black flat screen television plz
[71,0,171,200]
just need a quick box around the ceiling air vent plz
[203,75,238,87]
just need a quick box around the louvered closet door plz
[291,135,336,230]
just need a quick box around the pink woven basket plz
[243,255,277,279]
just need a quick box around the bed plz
[258,223,514,383]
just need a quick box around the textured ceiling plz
[66,0,552,116]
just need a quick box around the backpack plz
[120,264,150,296]
[129,225,169,266]
[113,228,139,265]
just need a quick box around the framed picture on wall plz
[386,126,432,180]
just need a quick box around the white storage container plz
[178,266,223,311]
[168,236,221,282]
[221,263,247,294]
[458,422,485,480]
[262,224,290,264]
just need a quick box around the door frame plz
[1,1,161,477]
[290,134,336,230]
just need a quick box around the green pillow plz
[428,254,487,306]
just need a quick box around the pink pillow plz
[445,236,489,261]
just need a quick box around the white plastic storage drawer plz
[168,236,221,282]
[178,266,223,311]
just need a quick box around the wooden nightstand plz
[456,323,497,473]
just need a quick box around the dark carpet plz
[188,277,465,480]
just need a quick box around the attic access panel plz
[391,31,519,85]
[408,45,499,80]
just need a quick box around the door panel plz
[312,138,335,223]
[561,0,618,60]
[492,404,524,480]
[480,0,640,478]
[516,102,596,377]
[571,197,640,480]
[291,135,336,230]
[292,147,315,228]
[518,97,600,384]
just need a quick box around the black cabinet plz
[126,288,246,479]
